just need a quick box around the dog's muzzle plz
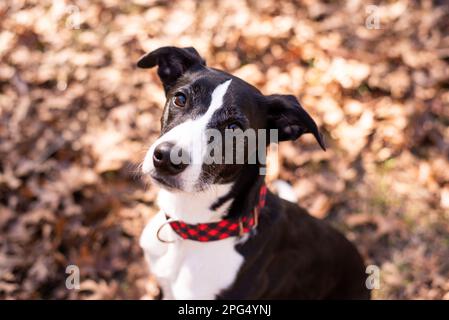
[152,142,189,175]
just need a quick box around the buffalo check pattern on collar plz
[166,185,267,242]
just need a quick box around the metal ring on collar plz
[156,218,179,244]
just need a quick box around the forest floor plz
[1,0,449,299]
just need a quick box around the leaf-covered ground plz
[1,0,448,299]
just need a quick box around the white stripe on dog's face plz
[142,79,232,192]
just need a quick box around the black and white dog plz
[138,46,369,299]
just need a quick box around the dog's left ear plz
[265,94,326,150]
[137,46,206,92]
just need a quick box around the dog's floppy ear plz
[265,94,326,150]
[137,46,206,92]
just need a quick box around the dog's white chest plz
[140,211,244,299]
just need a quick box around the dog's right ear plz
[137,46,206,92]
[265,94,326,150]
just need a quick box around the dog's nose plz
[153,142,188,175]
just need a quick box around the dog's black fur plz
[138,46,370,299]
[221,191,370,299]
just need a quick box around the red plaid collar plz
[162,185,267,242]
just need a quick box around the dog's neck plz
[156,184,233,224]
[156,166,265,224]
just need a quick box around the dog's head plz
[139,46,325,194]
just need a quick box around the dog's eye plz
[173,93,187,107]
[226,123,242,130]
